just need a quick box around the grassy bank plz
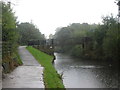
[27,46,65,88]
[15,48,23,65]
[2,48,23,73]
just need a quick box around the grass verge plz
[26,46,65,88]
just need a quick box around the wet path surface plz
[54,53,119,88]
[2,46,44,88]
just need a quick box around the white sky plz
[9,0,118,37]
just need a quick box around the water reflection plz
[54,53,119,88]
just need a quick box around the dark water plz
[54,53,119,88]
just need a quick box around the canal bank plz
[27,46,65,88]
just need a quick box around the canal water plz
[54,53,119,88]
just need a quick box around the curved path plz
[2,46,44,88]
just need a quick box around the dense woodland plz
[54,16,120,61]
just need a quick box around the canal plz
[54,53,119,88]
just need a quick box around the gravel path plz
[2,46,44,88]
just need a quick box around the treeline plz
[17,22,45,45]
[1,1,45,72]
[54,16,120,61]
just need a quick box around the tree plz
[103,17,119,60]
[2,1,21,73]
[54,16,119,61]
[17,22,45,45]
[49,34,54,39]
[54,23,97,54]
[2,1,19,55]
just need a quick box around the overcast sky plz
[10,0,118,37]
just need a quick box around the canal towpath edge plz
[2,46,44,88]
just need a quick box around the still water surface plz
[54,53,119,88]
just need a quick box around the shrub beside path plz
[2,46,44,88]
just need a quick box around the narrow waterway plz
[54,53,119,88]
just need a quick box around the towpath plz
[2,46,44,88]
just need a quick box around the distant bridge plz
[28,36,92,49]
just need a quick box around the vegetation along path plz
[2,46,44,88]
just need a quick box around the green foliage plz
[2,1,22,73]
[54,23,97,54]
[27,46,65,88]
[14,49,23,65]
[54,15,119,61]
[0,1,2,26]
[2,2,16,30]
[17,22,45,45]
[103,23,119,60]
[71,45,83,57]
[92,16,119,60]
[2,1,19,53]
